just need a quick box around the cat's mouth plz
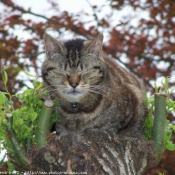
[68,90,81,96]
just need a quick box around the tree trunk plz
[30,131,157,175]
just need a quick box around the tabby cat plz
[42,33,147,137]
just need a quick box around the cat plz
[41,33,147,137]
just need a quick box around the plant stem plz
[35,100,54,148]
[152,93,166,161]
[6,113,29,169]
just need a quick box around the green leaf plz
[166,141,175,151]
[16,93,24,102]
[2,65,10,71]
[24,71,36,78]
[167,99,175,108]
[7,161,15,172]
[31,112,37,121]
[24,127,32,137]
[2,70,8,86]
[44,89,49,95]
[154,82,159,93]
[165,129,172,139]
[23,89,33,95]
[0,92,8,105]
[2,119,7,125]
[158,173,165,175]
[12,109,20,119]
[169,124,175,131]
[18,118,24,125]
[33,81,43,90]
[54,99,59,106]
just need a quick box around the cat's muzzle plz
[68,89,81,96]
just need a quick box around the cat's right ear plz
[44,33,66,60]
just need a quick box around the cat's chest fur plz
[42,33,147,137]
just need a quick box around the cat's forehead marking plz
[64,38,85,67]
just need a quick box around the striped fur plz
[42,33,147,137]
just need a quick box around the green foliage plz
[7,162,15,173]
[0,68,57,171]
[144,77,175,151]
[158,173,165,175]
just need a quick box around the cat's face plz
[42,34,106,102]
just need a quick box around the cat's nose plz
[69,82,79,88]
[68,75,80,88]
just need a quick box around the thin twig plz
[86,0,99,23]
[6,113,29,169]
[1,0,49,21]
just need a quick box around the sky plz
[15,0,101,13]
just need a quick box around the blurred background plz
[0,0,175,174]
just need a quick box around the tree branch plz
[86,0,99,24]
[152,93,167,161]
[1,0,49,21]
[35,100,54,148]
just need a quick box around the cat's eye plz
[43,67,55,77]
[93,66,103,73]
[43,72,48,77]
[46,67,55,72]
[93,66,100,70]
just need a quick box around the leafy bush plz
[144,77,175,150]
[0,67,57,171]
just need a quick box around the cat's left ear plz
[83,33,103,58]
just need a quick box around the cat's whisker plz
[46,88,65,93]
[89,86,111,97]
[41,85,60,91]
[43,82,67,87]
[87,91,100,103]
[92,85,119,94]
[42,84,67,91]
[86,89,114,101]
[56,70,66,74]
[43,88,58,98]
[41,86,67,94]
[49,93,58,99]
